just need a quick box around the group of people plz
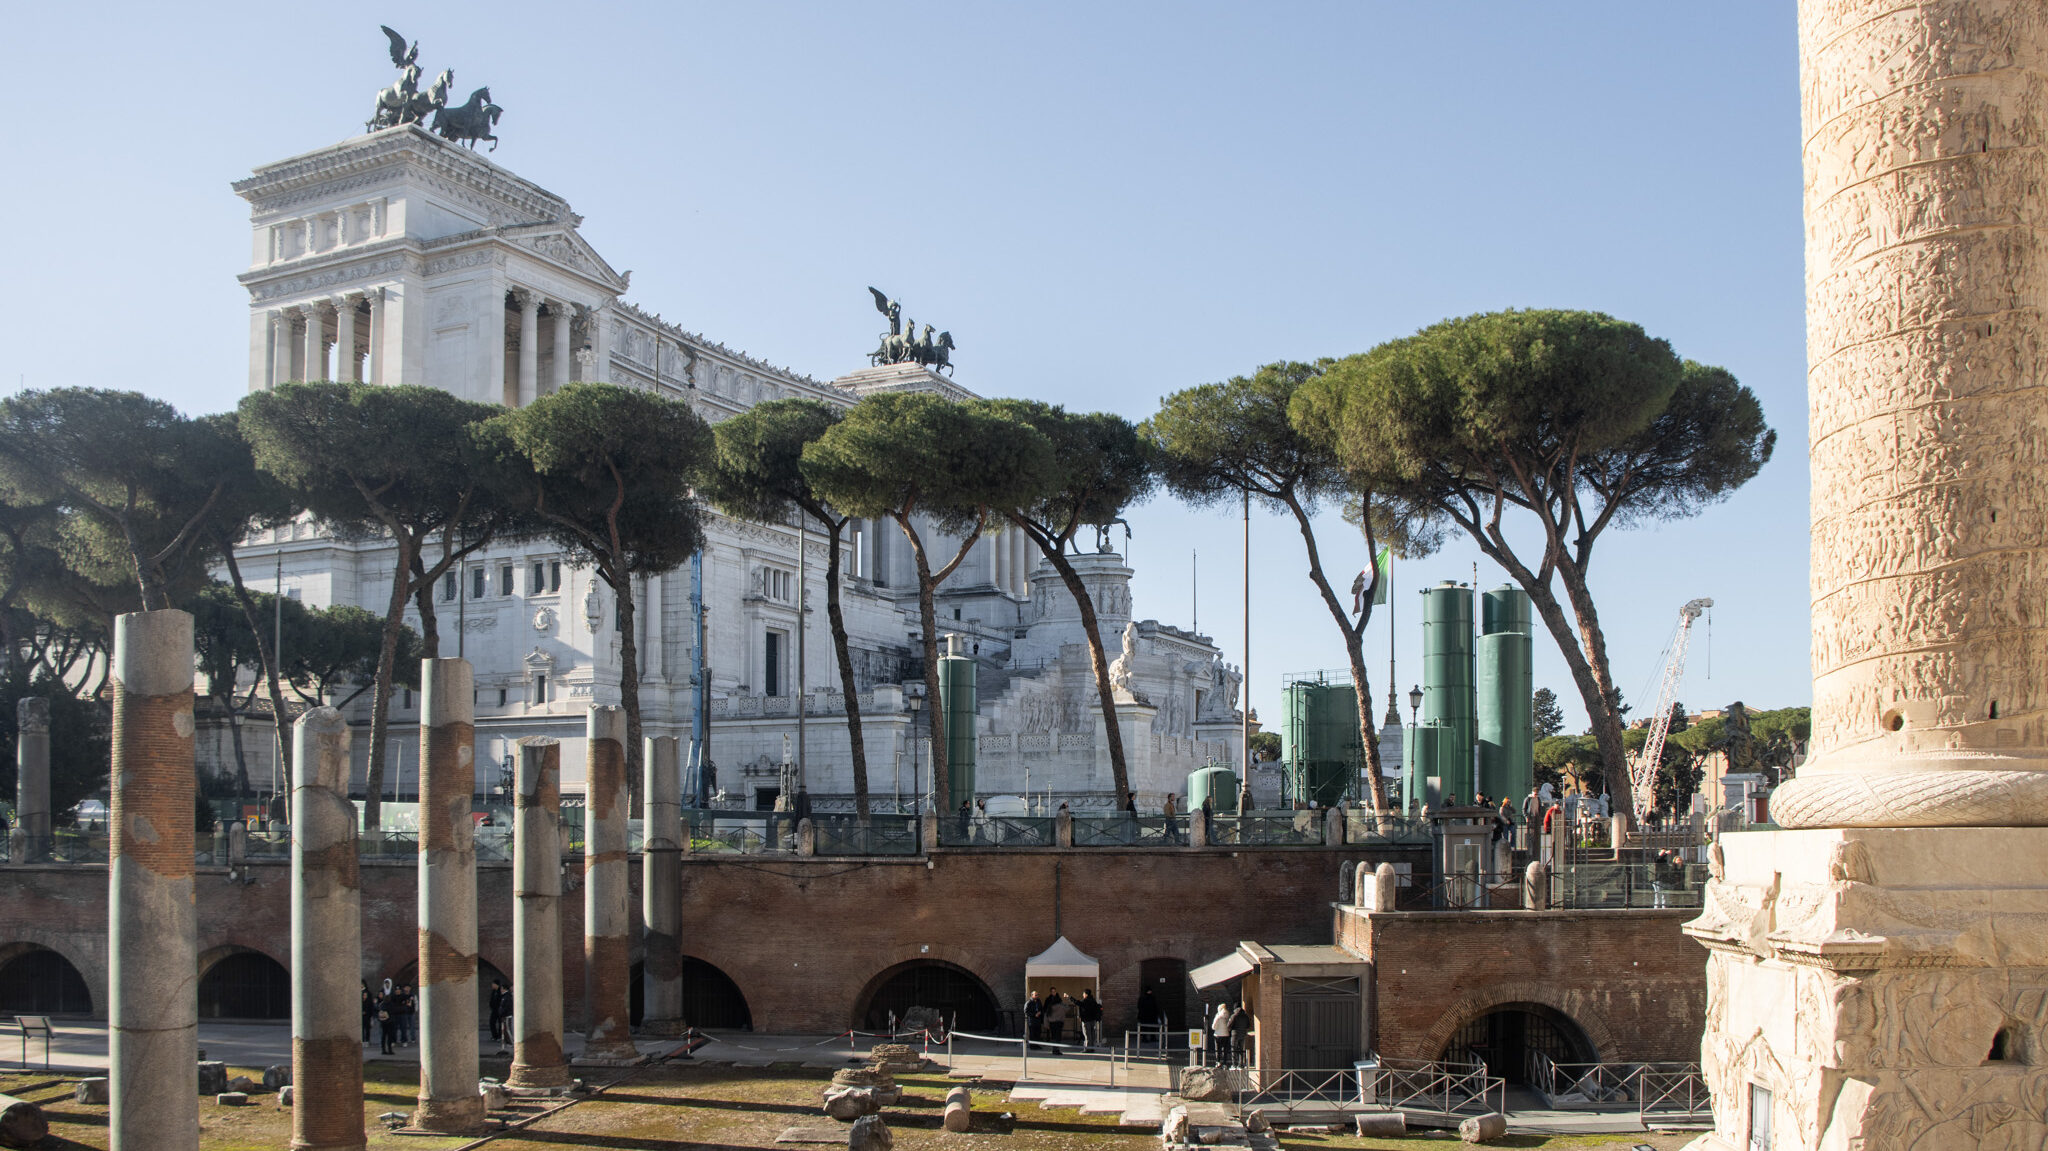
[1024,986,1106,1051]
[1209,1001,1253,1066]
[487,978,514,1049]
[364,980,416,1055]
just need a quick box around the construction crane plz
[1630,598,1713,819]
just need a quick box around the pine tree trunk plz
[363,531,417,830]
[1283,495,1388,813]
[822,519,870,819]
[1039,543,1130,808]
[903,525,949,815]
[614,570,645,810]
[218,539,295,788]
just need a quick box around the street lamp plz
[1408,685,1423,727]
[906,688,924,815]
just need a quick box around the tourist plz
[1228,1003,1252,1067]
[361,984,375,1044]
[1136,988,1161,1048]
[1210,1002,1230,1066]
[1045,987,1070,1044]
[1077,988,1103,1051]
[1025,990,1044,1046]
[1493,799,1515,845]
[1162,793,1179,844]
[957,800,972,843]
[377,988,400,1055]
[488,980,504,1042]
[401,983,418,1046]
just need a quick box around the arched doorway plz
[388,958,509,1021]
[856,960,999,1034]
[636,957,754,1029]
[199,949,290,1019]
[1138,958,1189,1031]
[0,946,91,1015]
[1439,1002,1596,1083]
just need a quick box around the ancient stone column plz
[302,303,327,381]
[582,705,638,1061]
[551,303,573,391]
[271,311,292,386]
[1686,7,2048,1148]
[366,290,385,386]
[13,698,48,862]
[334,297,357,384]
[640,735,684,1037]
[1777,0,2048,829]
[108,610,197,1151]
[508,738,571,1090]
[517,291,540,407]
[290,707,364,1151]
[412,658,484,1133]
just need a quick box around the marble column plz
[290,707,364,1151]
[640,735,684,1036]
[517,291,540,408]
[12,698,48,862]
[1686,6,2048,1149]
[367,290,385,386]
[583,705,637,1061]
[301,303,327,382]
[108,609,196,1151]
[334,297,358,384]
[508,737,571,1090]
[271,311,292,386]
[994,529,1009,592]
[412,658,484,1133]
[551,303,573,391]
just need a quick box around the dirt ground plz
[0,1060,1701,1151]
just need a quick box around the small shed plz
[1024,936,1100,1001]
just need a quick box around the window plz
[497,688,507,707]
[402,689,413,709]
[533,675,548,705]
[442,573,457,602]
[765,630,784,697]
[761,567,793,602]
[1747,1084,1771,1151]
[471,567,486,599]
[531,562,546,594]
[499,565,513,595]
[550,560,562,591]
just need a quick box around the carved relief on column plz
[1773,0,2048,829]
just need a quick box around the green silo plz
[1282,677,1360,808]
[939,649,977,802]
[1477,586,1534,805]
[1421,582,1476,800]
[1187,765,1240,811]
[1405,724,1444,813]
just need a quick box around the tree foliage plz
[1532,687,1566,740]
[0,664,108,826]
[1294,309,1775,821]
[804,393,1055,812]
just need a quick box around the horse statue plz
[408,69,453,126]
[367,26,434,131]
[925,330,956,374]
[433,86,503,151]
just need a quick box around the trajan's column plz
[1687,3,2048,1148]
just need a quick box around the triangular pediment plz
[502,223,627,291]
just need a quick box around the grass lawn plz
[1,1060,1702,1150]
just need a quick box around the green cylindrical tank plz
[1407,725,1443,810]
[1421,582,1475,798]
[939,652,977,803]
[1477,586,1534,805]
[1187,765,1239,811]
[1282,678,1361,808]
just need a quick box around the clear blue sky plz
[2,2,1805,733]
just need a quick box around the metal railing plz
[689,812,796,855]
[939,815,1054,847]
[1396,871,1523,910]
[1071,814,1175,847]
[1239,1059,1504,1123]
[1209,812,1324,846]
[5,831,107,864]
[812,814,920,856]
[1553,862,1706,909]
[1344,813,1434,846]
[1526,1051,1710,1121]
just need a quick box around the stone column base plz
[1685,827,2048,1151]
[506,1061,573,1091]
[408,1095,485,1134]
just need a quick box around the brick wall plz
[1336,904,1706,1063]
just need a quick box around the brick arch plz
[850,952,1003,1034]
[0,939,97,1015]
[197,940,286,980]
[1416,980,1618,1063]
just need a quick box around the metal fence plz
[1238,1059,1504,1124]
[939,815,1055,847]
[1553,862,1706,909]
[1071,814,1176,847]
[1396,872,1523,911]
[1344,813,1434,846]
[1209,813,1325,847]
[1526,1051,1710,1122]
[812,814,920,856]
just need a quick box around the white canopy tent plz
[1024,936,1100,999]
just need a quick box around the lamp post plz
[907,688,924,815]
[1408,685,1422,728]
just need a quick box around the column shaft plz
[413,658,484,1133]
[367,291,385,385]
[508,738,570,1089]
[641,736,683,1035]
[994,529,1009,592]
[583,706,637,1060]
[13,698,48,861]
[551,304,573,391]
[271,311,292,386]
[109,610,197,1151]
[517,293,540,407]
[291,708,365,1151]
[302,306,326,381]
[335,299,358,383]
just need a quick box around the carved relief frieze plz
[248,253,409,301]
[425,249,500,277]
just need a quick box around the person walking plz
[488,980,504,1043]
[377,988,400,1055]
[1136,988,1161,1050]
[1162,793,1179,845]
[1077,988,1104,1052]
[1210,1002,1230,1066]
[1228,1003,1252,1067]
[1025,990,1044,1047]
[361,984,375,1044]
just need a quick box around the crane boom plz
[1630,597,1713,819]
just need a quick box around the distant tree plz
[1294,310,1775,822]
[240,382,504,827]
[1531,687,1566,740]
[975,400,1156,809]
[1248,731,1282,764]
[0,388,238,611]
[484,383,712,799]
[191,583,284,799]
[286,603,418,710]
[703,399,874,816]
[803,393,1055,813]
[1148,363,1400,813]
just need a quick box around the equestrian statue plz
[866,287,957,375]
[365,26,503,148]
